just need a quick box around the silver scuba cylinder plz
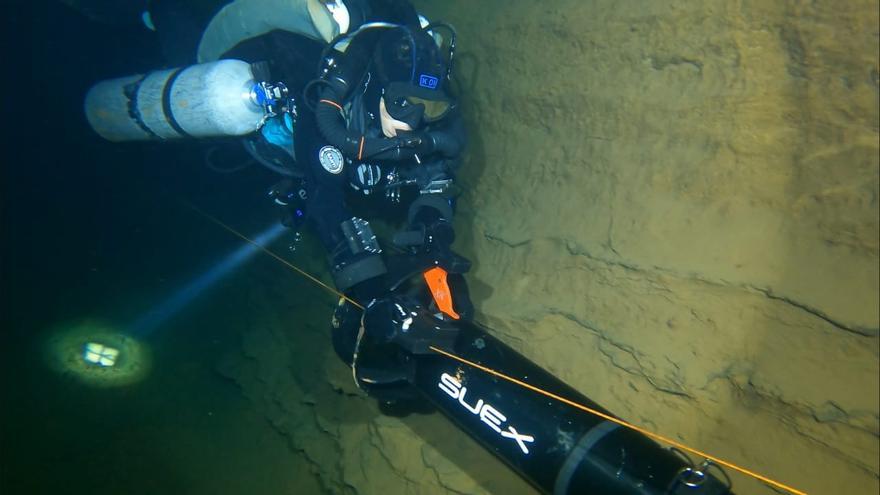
[84,59,267,142]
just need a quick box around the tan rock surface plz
[220,1,878,493]
[413,0,879,494]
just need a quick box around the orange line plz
[358,136,365,161]
[319,99,343,112]
[428,345,808,495]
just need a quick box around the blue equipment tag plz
[419,74,439,89]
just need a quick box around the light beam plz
[129,222,286,336]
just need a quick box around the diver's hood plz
[375,29,454,127]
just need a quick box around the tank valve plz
[251,81,293,118]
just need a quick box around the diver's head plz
[374,28,454,134]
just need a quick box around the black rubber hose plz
[241,140,295,177]
[204,146,254,174]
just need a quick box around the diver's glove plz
[349,296,459,388]
[330,272,389,366]
[332,295,460,409]
[392,195,456,255]
[411,130,462,158]
[362,296,460,355]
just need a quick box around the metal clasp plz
[670,450,732,492]
[676,463,708,488]
[420,178,452,195]
[251,81,293,118]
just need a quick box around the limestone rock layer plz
[224,1,878,493]
[414,1,879,493]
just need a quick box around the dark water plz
[1,2,542,494]
[1,2,317,492]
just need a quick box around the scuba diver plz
[94,0,474,399]
[82,1,739,493]
[220,2,475,394]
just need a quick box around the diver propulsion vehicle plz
[358,297,734,495]
[350,259,734,495]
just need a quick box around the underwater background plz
[1,0,878,494]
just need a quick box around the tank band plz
[124,75,161,140]
[161,68,193,138]
[554,420,621,495]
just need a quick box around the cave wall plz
[218,1,878,493]
[411,0,879,494]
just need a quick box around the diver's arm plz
[315,88,427,161]
[316,91,466,162]
[419,109,467,159]
[394,106,467,251]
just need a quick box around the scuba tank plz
[83,0,365,143]
[84,59,275,142]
